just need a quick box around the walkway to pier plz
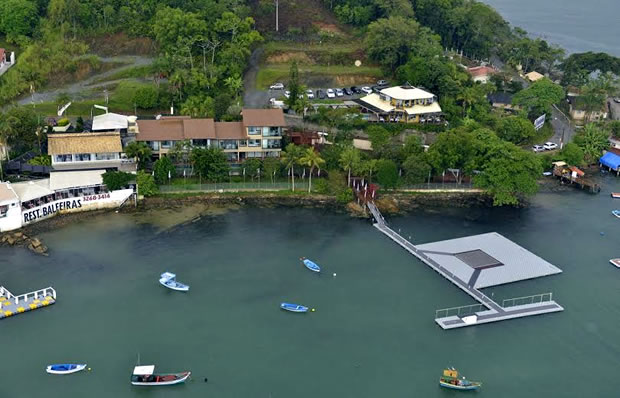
[366,201,564,329]
[0,286,56,319]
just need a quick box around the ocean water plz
[483,0,620,56]
[0,174,619,397]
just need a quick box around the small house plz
[467,66,496,84]
[567,93,608,122]
[525,71,544,82]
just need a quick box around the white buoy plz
[333,273,337,277]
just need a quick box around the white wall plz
[0,201,22,232]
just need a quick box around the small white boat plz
[46,364,87,375]
[612,193,620,199]
[613,210,620,219]
[280,302,309,313]
[610,259,620,268]
[301,258,321,273]
[131,365,191,386]
[159,272,189,292]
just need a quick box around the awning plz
[92,113,129,131]
[133,365,155,375]
[600,152,620,171]
[49,170,105,191]
[11,180,54,202]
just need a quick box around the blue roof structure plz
[600,152,620,171]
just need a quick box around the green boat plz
[439,368,481,391]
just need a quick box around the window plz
[263,127,281,137]
[192,139,209,147]
[262,139,281,149]
[239,140,247,147]
[75,153,91,162]
[161,141,172,148]
[147,141,160,150]
[248,127,261,135]
[248,139,261,147]
[0,205,7,218]
[55,154,72,163]
[219,140,238,150]
[95,153,118,161]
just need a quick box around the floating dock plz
[366,202,563,329]
[0,285,56,319]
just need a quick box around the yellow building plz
[355,85,442,123]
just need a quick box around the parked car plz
[361,86,372,94]
[317,89,326,99]
[532,145,545,152]
[326,88,336,98]
[335,88,344,97]
[284,90,290,98]
[306,89,314,99]
[372,86,382,93]
[377,79,389,87]
[270,82,284,90]
[350,86,361,94]
[543,142,558,150]
[614,97,620,104]
[343,88,352,96]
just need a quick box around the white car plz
[270,82,284,90]
[306,89,314,99]
[284,91,290,98]
[532,145,544,152]
[361,86,372,94]
[335,88,344,97]
[543,142,558,150]
[326,89,335,98]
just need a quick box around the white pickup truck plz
[269,98,285,109]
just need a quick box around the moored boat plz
[280,302,309,313]
[301,257,321,273]
[613,210,620,219]
[46,364,87,375]
[159,272,189,292]
[612,193,620,199]
[439,368,481,391]
[610,259,620,268]
[131,365,191,386]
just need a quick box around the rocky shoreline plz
[0,190,492,255]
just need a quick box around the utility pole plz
[275,0,279,32]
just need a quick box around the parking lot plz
[267,82,389,103]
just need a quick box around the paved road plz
[608,99,620,120]
[550,105,575,147]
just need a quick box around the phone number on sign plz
[83,193,111,202]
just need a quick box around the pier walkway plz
[366,201,563,329]
[0,286,56,319]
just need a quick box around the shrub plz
[102,170,133,191]
[133,85,159,109]
[137,170,158,197]
[57,118,70,127]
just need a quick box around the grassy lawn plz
[257,64,382,89]
[264,41,363,54]
[92,65,156,84]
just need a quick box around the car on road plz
[306,89,314,99]
[270,82,284,90]
[284,90,290,98]
[335,88,344,97]
[532,145,545,152]
[614,97,620,104]
[350,86,361,94]
[343,88,352,96]
[377,79,389,87]
[326,88,336,98]
[317,89,326,99]
[543,142,558,150]
[361,86,372,94]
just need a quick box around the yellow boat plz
[439,368,481,391]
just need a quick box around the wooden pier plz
[366,202,564,329]
[0,285,56,319]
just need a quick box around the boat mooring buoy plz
[600,231,605,236]
[333,272,337,277]
[204,377,208,383]
[88,368,92,371]
[311,308,316,312]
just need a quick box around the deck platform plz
[0,286,56,320]
[366,202,563,330]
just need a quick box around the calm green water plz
[1,175,620,397]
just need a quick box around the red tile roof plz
[242,108,286,127]
[467,66,496,78]
[215,122,245,139]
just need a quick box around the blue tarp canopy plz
[600,152,620,171]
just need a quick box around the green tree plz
[358,158,378,184]
[0,0,38,39]
[298,147,325,193]
[427,130,475,184]
[376,159,399,189]
[339,146,361,187]
[573,123,610,164]
[124,141,152,170]
[214,93,232,121]
[181,95,215,118]
[286,61,300,109]
[153,156,176,185]
[281,143,304,191]
[559,143,585,166]
[243,158,262,179]
[367,125,391,155]
[133,85,159,109]
[190,147,229,182]
[137,170,158,197]
[263,157,281,183]
[512,78,564,119]
[497,116,536,144]
[402,153,432,185]
[102,170,133,191]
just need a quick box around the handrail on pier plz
[502,292,553,308]
[1,286,56,305]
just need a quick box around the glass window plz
[55,154,72,162]
[248,127,261,135]
[0,204,7,218]
[148,141,160,150]
[161,141,172,148]
[95,152,118,161]
[75,153,91,162]
[219,140,238,150]
[262,139,282,149]
[239,140,247,147]
[248,139,261,147]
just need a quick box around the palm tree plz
[360,159,378,184]
[124,141,152,170]
[576,123,610,164]
[281,144,304,191]
[298,147,325,193]
[224,75,243,98]
[339,146,361,187]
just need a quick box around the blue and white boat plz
[46,364,87,375]
[159,272,189,292]
[301,258,321,273]
[613,210,620,219]
[280,303,309,313]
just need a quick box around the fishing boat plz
[280,302,309,313]
[610,259,620,268]
[613,210,620,219]
[301,257,321,273]
[46,364,87,375]
[439,368,481,391]
[130,365,191,386]
[159,272,189,292]
[612,193,620,199]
